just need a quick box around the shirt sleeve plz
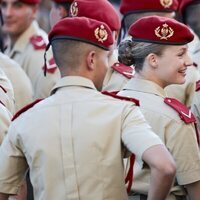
[0,122,28,194]
[121,105,164,166]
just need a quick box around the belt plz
[128,194,147,200]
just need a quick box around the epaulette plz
[12,99,43,121]
[164,97,195,123]
[111,62,135,79]
[102,91,140,106]
[42,57,57,74]
[0,85,7,93]
[196,80,200,92]
[125,154,135,193]
[30,35,47,50]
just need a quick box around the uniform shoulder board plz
[0,85,7,93]
[30,35,47,50]
[42,57,57,74]
[102,91,140,106]
[12,99,43,121]
[112,62,135,79]
[196,80,200,92]
[164,97,196,123]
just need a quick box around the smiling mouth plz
[178,68,187,75]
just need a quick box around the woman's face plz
[153,45,193,87]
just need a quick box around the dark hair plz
[118,39,166,72]
[56,2,71,16]
[184,4,200,39]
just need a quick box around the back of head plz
[51,0,74,15]
[118,15,193,71]
[69,0,120,32]
[48,16,113,74]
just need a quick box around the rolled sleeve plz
[0,124,28,194]
[122,106,163,165]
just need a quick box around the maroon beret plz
[19,0,41,4]
[48,17,114,50]
[120,0,179,15]
[69,0,120,31]
[179,0,200,13]
[51,0,74,3]
[128,15,194,45]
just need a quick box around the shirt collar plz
[6,21,41,54]
[51,76,97,95]
[123,78,167,98]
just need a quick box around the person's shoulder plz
[0,53,21,68]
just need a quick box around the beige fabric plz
[119,78,200,199]
[0,103,11,144]
[165,66,200,107]
[5,20,57,99]
[0,53,33,112]
[0,76,163,200]
[0,68,15,114]
[191,91,200,133]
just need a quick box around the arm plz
[142,145,176,200]
[185,181,200,200]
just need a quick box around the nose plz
[2,4,12,18]
[184,53,193,67]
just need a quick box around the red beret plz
[19,0,41,4]
[48,17,114,50]
[128,16,194,45]
[51,0,73,3]
[179,0,200,13]
[120,0,179,15]
[69,0,120,31]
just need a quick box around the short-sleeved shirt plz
[165,66,200,107]
[119,78,200,199]
[0,68,15,114]
[0,53,33,112]
[0,76,162,200]
[5,20,57,99]
[0,103,11,144]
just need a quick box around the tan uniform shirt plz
[119,78,200,199]
[5,20,57,99]
[0,103,11,144]
[165,66,200,107]
[0,53,33,112]
[0,68,15,114]
[191,91,200,133]
[0,76,163,200]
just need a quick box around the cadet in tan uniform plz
[103,0,179,92]
[0,17,176,200]
[69,0,124,92]
[1,0,57,99]
[118,16,200,200]
[0,52,33,111]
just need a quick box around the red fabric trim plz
[30,35,46,50]
[125,154,135,193]
[0,85,7,93]
[102,91,140,106]
[12,99,43,121]
[196,80,200,92]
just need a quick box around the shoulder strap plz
[102,91,140,106]
[164,97,196,123]
[30,35,46,50]
[12,99,43,121]
[111,62,135,79]
[196,80,200,92]
[42,57,57,74]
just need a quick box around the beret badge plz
[70,2,78,16]
[160,0,173,8]
[155,23,174,40]
[94,25,108,43]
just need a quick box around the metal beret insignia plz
[94,25,108,43]
[160,0,173,8]
[155,23,174,40]
[70,1,78,16]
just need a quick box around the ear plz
[86,50,96,71]
[146,53,158,69]
[59,6,68,18]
